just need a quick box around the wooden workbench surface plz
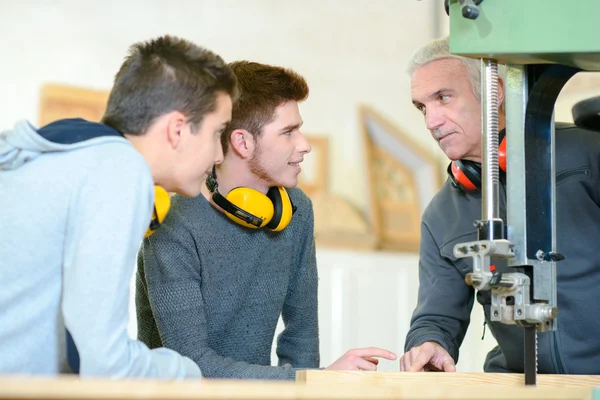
[0,373,596,400]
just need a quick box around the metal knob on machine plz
[527,303,559,323]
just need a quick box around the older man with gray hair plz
[400,36,600,375]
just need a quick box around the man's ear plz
[166,111,187,150]
[497,76,505,110]
[229,129,255,158]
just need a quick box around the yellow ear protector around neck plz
[205,169,296,231]
[145,186,171,238]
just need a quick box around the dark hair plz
[221,61,309,154]
[102,35,238,135]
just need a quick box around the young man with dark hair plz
[0,35,237,378]
[136,61,396,380]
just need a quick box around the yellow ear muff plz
[265,187,293,232]
[224,187,274,229]
[145,186,171,238]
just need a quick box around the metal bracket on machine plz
[454,241,557,327]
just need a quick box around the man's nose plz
[214,142,224,165]
[425,107,445,131]
[297,133,311,154]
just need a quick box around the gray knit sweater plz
[136,187,319,380]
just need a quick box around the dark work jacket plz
[405,124,600,374]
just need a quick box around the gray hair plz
[407,36,505,109]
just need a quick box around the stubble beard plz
[248,141,275,187]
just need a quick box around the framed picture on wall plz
[360,105,443,252]
[39,83,109,126]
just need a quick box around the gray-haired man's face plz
[411,58,483,164]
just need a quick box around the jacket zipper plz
[556,166,589,184]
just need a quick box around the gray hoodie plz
[0,118,200,378]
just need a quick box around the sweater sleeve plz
[139,209,299,380]
[276,198,320,369]
[61,146,201,379]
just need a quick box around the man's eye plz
[440,94,450,101]
[416,105,426,114]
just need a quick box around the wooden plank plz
[297,370,600,389]
[0,375,387,400]
[0,374,593,400]
[0,374,592,400]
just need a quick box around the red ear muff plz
[449,135,507,192]
[451,161,479,191]
[498,136,507,172]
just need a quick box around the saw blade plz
[524,325,538,385]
